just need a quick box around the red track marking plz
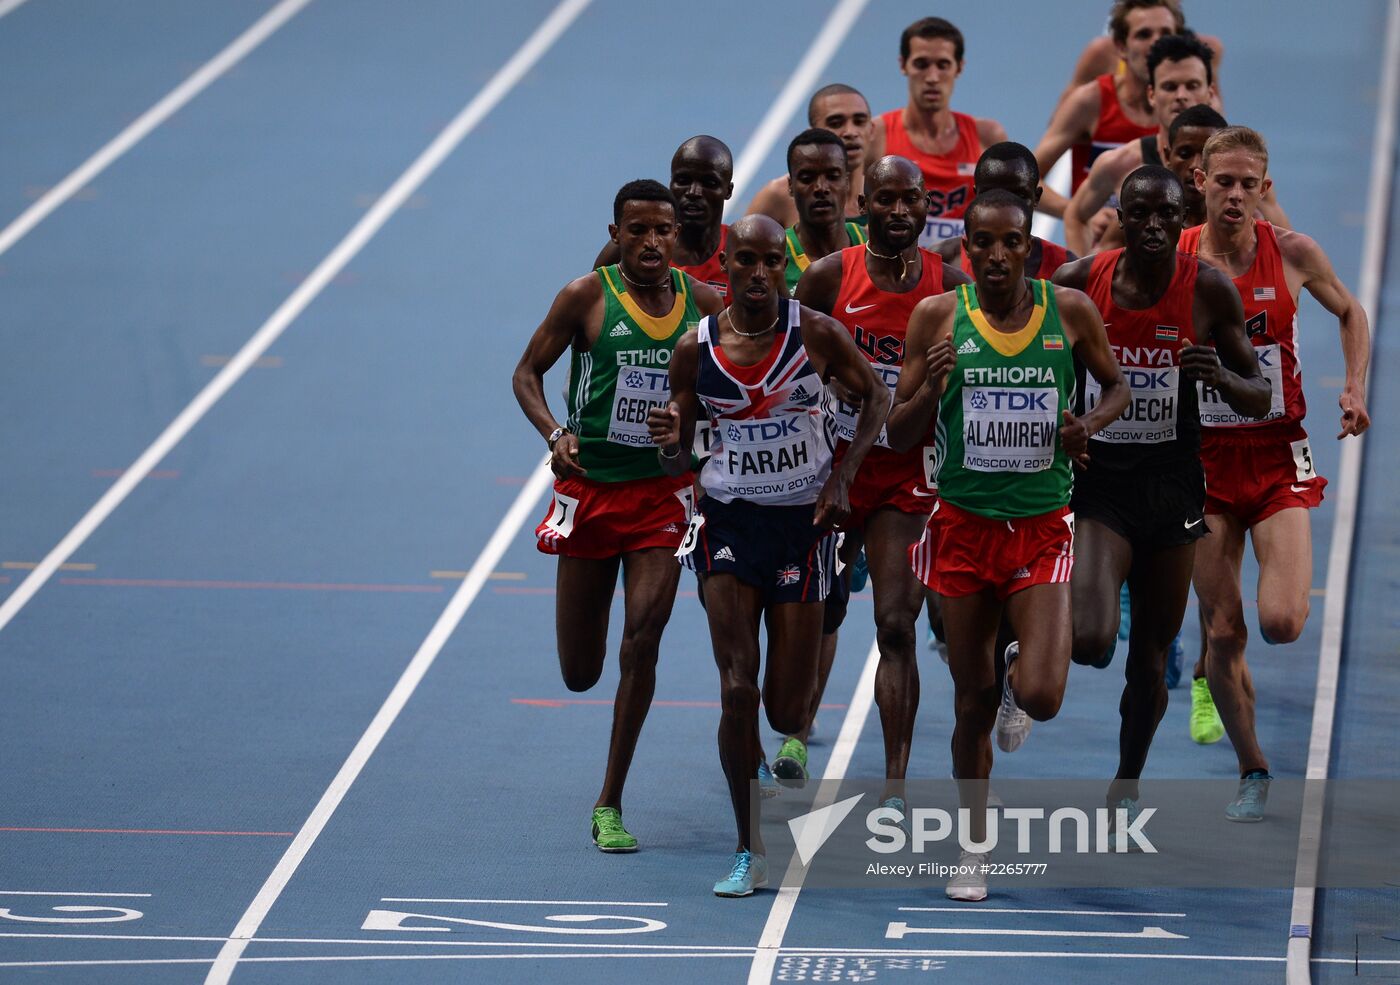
[493,587,704,598]
[514,698,848,710]
[58,578,442,593]
[92,469,180,479]
[0,826,293,837]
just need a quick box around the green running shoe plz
[590,807,638,853]
[772,736,808,786]
[1189,677,1225,744]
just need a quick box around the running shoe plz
[1189,677,1225,744]
[995,642,1031,753]
[1107,797,1146,852]
[590,807,638,853]
[757,760,779,799]
[850,549,869,592]
[772,736,809,786]
[713,850,768,897]
[1118,582,1132,640]
[1225,770,1272,822]
[807,716,819,741]
[879,795,910,837]
[928,625,950,663]
[946,849,989,902]
[1164,633,1183,689]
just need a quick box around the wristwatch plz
[547,426,568,450]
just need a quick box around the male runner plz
[513,180,724,852]
[796,156,970,812]
[596,136,733,295]
[1033,0,1174,216]
[868,17,1008,247]
[749,84,875,227]
[1094,104,1226,253]
[782,128,868,296]
[1179,127,1370,819]
[1052,166,1268,823]
[934,142,1076,280]
[649,214,886,896]
[1052,1,1223,110]
[892,189,1128,900]
[1063,33,1217,254]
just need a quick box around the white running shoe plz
[946,849,989,902]
[995,641,1031,753]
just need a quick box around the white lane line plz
[0,0,312,259]
[379,898,667,906]
[749,639,881,984]
[0,891,151,898]
[886,923,1186,941]
[1286,4,1400,984]
[0,0,586,640]
[896,907,1185,917]
[0,0,32,20]
[723,0,872,217]
[202,455,556,985]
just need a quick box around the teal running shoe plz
[1118,582,1132,640]
[772,736,809,786]
[1225,770,1272,822]
[1164,633,1183,689]
[713,850,768,897]
[757,760,779,799]
[879,795,911,837]
[850,549,869,592]
[1107,797,1146,852]
[591,807,638,853]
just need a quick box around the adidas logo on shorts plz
[609,322,631,338]
[1012,567,1031,579]
[957,337,981,355]
[714,546,736,562]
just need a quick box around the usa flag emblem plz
[1254,286,1276,301]
[777,564,801,586]
[957,162,976,176]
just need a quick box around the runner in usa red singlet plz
[1177,127,1371,822]
[1053,166,1268,823]
[595,135,733,297]
[933,142,1076,281]
[798,156,970,814]
[871,17,1006,247]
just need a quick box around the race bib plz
[713,416,826,499]
[1199,342,1285,427]
[608,363,671,447]
[693,419,713,461]
[961,386,1058,473]
[1087,366,1180,443]
[923,444,938,487]
[829,362,900,446]
[542,491,581,538]
[1291,438,1317,483]
[674,484,695,520]
[674,511,705,559]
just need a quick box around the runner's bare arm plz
[647,332,700,478]
[1184,263,1271,418]
[886,293,956,453]
[1055,36,1116,110]
[513,275,603,478]
[803,309,889,527]
[1057,285,1128,462]
[868,115,887,161]
[1033,83,1101,218]
[1064,144,1131,255]
[931,235,961,266]
[592,240,621,269]
[941,260,973,289]
[793,250,844,316]
[976,117,1008,148]
[1258,183,1291,230]
[1283,230,1371,437]
[747,174,798,226]
[687,276,726,316]
[1049,254,1092,292]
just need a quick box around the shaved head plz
[729,213,785,249]
[1121,164,1183,207]
[673,134,733,178]
[865,154,924,191]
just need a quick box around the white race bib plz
[1087,365,1180,444]
[674,511,705,559]
[1290,438,1317,483]
[1199,343,1284,427]
[962,386,1058,473]
[829,362,900,447]
[542,492,581,538]
[608,363,671,447]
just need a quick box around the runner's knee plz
[1013,678,1064,722]
[560,654,605,693]
[1071,622,1117,666]
[874,616,917,661]
[1258,602,1307,645]
[719,675,760,719]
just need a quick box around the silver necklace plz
[726,307,779,338]
[619,265,670,290]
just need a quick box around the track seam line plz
[1285,4,1400,983]
[0,0,313,258]
[0,0,587,640]
[0,0,32,21]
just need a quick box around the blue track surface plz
[0,1,1394,981]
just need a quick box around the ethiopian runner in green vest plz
[888,188,1129,902]
[782,128,867,297]
[513,180,724,854]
